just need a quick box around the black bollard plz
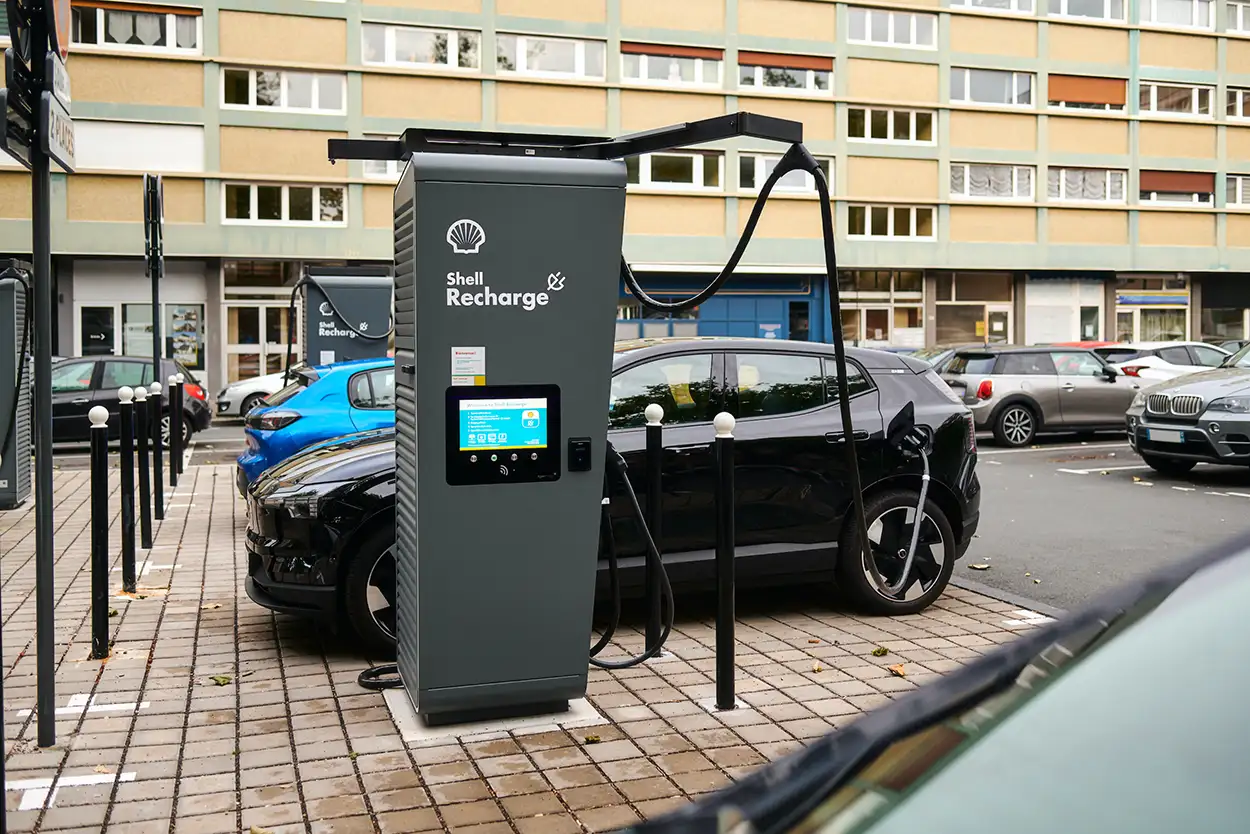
[644,403,664,655]
[168,374,180,488]
[118,387,138,593]
[89,406,110,660]
[713,412,736,711]
[151,380,164,521]
[135,386,152,549]
[174,372,186,476]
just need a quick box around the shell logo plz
[447,219,486,254]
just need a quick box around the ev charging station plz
[330,113,883,727]
[300,265,393,366]
[0,260,33,511]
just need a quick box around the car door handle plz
[1060,384,1076,391]
[72,398,90,405]
[826,431,869,443]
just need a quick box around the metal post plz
[150,380,164,520]
[174,372,185,475]
[713,412,737,712]
[118,387,137,593]
[643,403,664,655]
[89,406,110,660]
[167,374,180,488]
[135,386,152,549]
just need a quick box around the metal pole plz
[713,412,737,712]
[150,380,164,520]
[135,386,152,549]
[89,406,110,660]
[118,387,137,593]
[643,403,664,655]
[30,7,57,748]
[167,375,179,488]
[174,372,185,476]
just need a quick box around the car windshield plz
[1223,343,1250,368]
[264,379,306,408]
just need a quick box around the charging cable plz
[282,274,395,386]
[882,428,933,597]
[0,266,33,460]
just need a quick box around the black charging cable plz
[282,274,396,387]
[0,268,33,461]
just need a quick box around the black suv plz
[49,356,212,446]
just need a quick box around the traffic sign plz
[40,90,72,172]
[45,51,68,106]
[46,0,70,61]
[0,89,33,170]
[6,0,35,68]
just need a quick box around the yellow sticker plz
[739,364,760,390]
[975,321,986,337]
[662,364,697,406]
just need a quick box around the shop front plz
[933,272,1015,345]
[837,270,925,348]
[1024,273,1110,344]
[1198,274,1250,343]
[1114,274,1189,342]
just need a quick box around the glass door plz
[1115,308,1188,342]
[78,305,119,356]
[986,307,1011,343]
[264,306,295,374]
[225,302,301,382]
[861,308,891,347]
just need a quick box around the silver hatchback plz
[942,346,1142,447]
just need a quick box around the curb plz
[950,576,1068,619]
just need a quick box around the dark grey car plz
[1126,344,1250,474]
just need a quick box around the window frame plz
[361,22,481,70]
[739,63,831,94]
[949,163,1036,201]
[363,135,403,180]
[847,205,938,240]
[496,33,605,80]
[220,67,347,115]
[221,183,349,227]
[950,0,1035,13]
[620,51,722,88]
[846,6,938,49]
[626,152,724,192]
[950,67,1035,108]
[738,153,832,194]
[609,352,721,428]
[1139,189,1213,205]
[1049,99,1124,112]
[1047,167,1128,203]
[349,368,395,410]
[1227,174,1250,207]
[847,106,936,144]
[731,351,831,419]
[1141,0,1213,28]
[1231,1,1250,31]
[70,4,202,55]
[1227,87,1250,121]
[1048,0,1126,20]
[1139,82,1213,118]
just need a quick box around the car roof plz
[1120,341,1208,349]
[611,336,921,370]
[951,344,1089,355]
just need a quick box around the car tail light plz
[184,382,206,401]
[247,410,301,431]
[1120,365,1143,377]
[975,379,993,400]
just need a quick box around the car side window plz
[1050,351,1104,376]
[348,372,374,408]
[1157,346,1192,365]
[101,361,149,391]
[997,353,1056,375]
[370,369,396,408]
[822,358,873,402]
[736,354,824,418]
[610,354,716,428]
[1191,345,1227,367]
[51,361,95,393]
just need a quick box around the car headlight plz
[258,482,345,519]
[1130,392,1146,409]
[1206,396,1250,414]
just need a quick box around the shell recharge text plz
[445,271,550,311]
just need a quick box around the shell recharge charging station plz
[328,113,886,727]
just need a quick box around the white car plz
[1093,341,1230,382]
[214,370,290,418]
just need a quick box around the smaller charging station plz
[0,260,33,511]
[299,265,393,367]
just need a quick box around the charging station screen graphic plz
[459,398,548,451]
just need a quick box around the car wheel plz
[993,403,1036,447]
[1141,454,1196,476]
[835,490,956,616]
[159,414,192,449]
[240,393,266,416]
[343,527,398,657]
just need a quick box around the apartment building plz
[3,0,1250,392]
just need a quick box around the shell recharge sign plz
[443,218,565,312]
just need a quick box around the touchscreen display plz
[458,397,548,451]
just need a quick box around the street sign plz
[39,90,72,172]
[6,0,35,68]
[45,51,68,106]
[46,0,70,61]
[0,89,33,170]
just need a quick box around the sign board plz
[0,89,33,170]
[45,51,68,105]
[6,0,35,68]
[47,0,71,61]
[40,89,73,172]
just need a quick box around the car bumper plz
[217,399,239,418]
[1126,411,1250,464]
[967,399,996,429]
[188,400,213,432]
[244,498,340,620]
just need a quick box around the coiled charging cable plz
[282,275,395,387]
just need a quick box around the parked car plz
[625,530,1250,834]
[1214,338,1250,354]
[1126,343,1250,475]
[50,355,211,447]
[910,344,981,373]
[236,356,395,492]
[1094,341,1229,382]
[942,345,1140,447]
[215,370,292,418]
[245,337,982,651]
[1047,340,1120,349]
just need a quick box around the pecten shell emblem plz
[446,219,486,254]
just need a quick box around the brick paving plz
[0,464,1044,833]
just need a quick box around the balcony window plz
[71,3,200,53]
[362,23,480,69]
[951,68,1034,107]
[497,34,605,79]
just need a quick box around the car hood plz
[255,428,396,490]
[1140,366,1250,398]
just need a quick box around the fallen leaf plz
[201,603,221,610]
[888,664,907,678]
[348,751,358,760]
[812,663,823,673]
[871,647,889,657]
[807,639,819,644]
[250,827,274,834]
[583,735,601,744]
[1024,572,1031,577]
[969,564,991,571]
[1133,476,1143,482]
[108,608,118,617]
[93,766,111,774]
[1034,579,1041,584]
[209,674,232,686]
[1099,470,1110,475]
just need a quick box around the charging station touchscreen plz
[459,398,548,451]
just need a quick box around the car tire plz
[1141,454,1196,477]
[835,490,957,616]
[343,526,398,657]
[159,413,193,449]
[992,403,1037,447]
[240,393,266,416]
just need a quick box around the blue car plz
[236,357,395,494]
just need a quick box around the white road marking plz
[111,557,176,576]
[982,460,1003,465]
[1056,464,1154,475]
[979,442,1129,456]
[1004,609,1055,627]
[1135,481,1154,486]
[1228,492,1250,499]
[1205,491,1227,497]
[5,772,136,810]
[1172,486,1196,492]
[16,693,150,719]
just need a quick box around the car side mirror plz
[1100,366,1118,380]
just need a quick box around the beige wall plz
[68,176,144,222]
[220,128,347,179]
[1139,123,1216,159]
[0,173,31,219]
[951,112,1036,151]
[497,83,607,129]
[846,59,938,103]
[1048,24,1128,64]
[847,158,938,200]
[950,206,1036,243]
[219,11,347,64]
[1049,209,1128,245]
[69,55,202,107]
[1227,128,1250,161]
[364,186,395,229]
[164,179,206,224]
[620,91,724,132]
[738,97,834,140]
[737,199,822,238]
[1049,117,1128,156]
[362,75,482,123]
[1229,40,1250,74]
[1228,215,1250,247]
[1139,32,1216,71]
[498,0,605,22]
[1139,212,1215,246]
[739,0,836,39]
[950,17,1037,58]
[386,0,480,9]
[622,0,724,29]
[625,195,724,236]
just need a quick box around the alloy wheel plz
[1001,407,1033,446]
[859,506,947,602]
[366,547,397,641]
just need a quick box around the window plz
[736,354,825,417]
[101,361,151,390]
[847,7,937,48]
[1157,346,1193,365]
[824,359,873,401]
[51,361,96,393]
[1191,345,1227,367]
[1047,168,1126,202]
[362,23,480,69]
[1080,306,1101,340]
[848,107,934,143]
[950,68,1034,107]
[951,0,1034,13]
[1048,0,1125,19]
[1141,189,1212,204]
[363,135,402,180]
[1048,75,1127,111]
[71,4,200,53]
[1228,88,1250,120]
[739,52,831,93]
[620,44,722,87]
[1231,1,1250,31]
[609,355,716,428]
[349,369,396,409]
[1141,0,1213,27]
[1050,351,1106,376]
[626,153,722,190]
[1139,171,1214,205]
[496,34,604,78]
[223,183,347,226]
[1139,82,1212,117]
[1227,175,1250,206]
[950,164,1034,200]
[739,154,831,193]
[997,353,1057,375]
[222,69,346,113]
[848,205,936,239]
[945,354,997,375]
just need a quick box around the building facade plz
[4,0,1250,393]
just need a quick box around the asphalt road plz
[958,434,1250,611]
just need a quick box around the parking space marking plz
[979,442,1129,457]
[1057,464,1154,475]
[5,772,136,811]
[1172,486,1196,492]
[15,693,150,719]
[111,557,176,577]
[1228,492,1250,499]
[1003,609,1055,628]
